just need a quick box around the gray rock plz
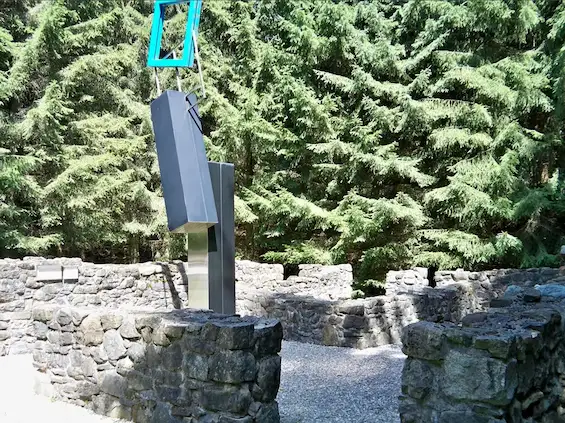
[55,308,73,326]
[184,353,208,381]
[162,342,183,370]
[535,284,565,298]
[119,318,141,339]
[32,306,55,323]
[152,327,170,346]
[461,313,488,327]
[402,358,433,400]
[200,385,252,414]
[439,411,502,423]
[103,329,126,361]
[80,314,104,346]
[100,370,128,398]
[208,350,256,383]
[254,402,280,423]
[216,321,254,350]
[490,298,513,308]
[150,402,181,423]
[503,285,524,299]
[101,314,123,330]
[253,320,283,357]
[126,370,152,391]
[253,355,281,402]
[127,342,146,363]
[401,322,447,361]
[442,350,517,405]
[523,288,541,303]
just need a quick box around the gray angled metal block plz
[150,90,218,233]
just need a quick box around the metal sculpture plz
[148,0,235,314]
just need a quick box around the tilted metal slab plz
[150,90,218,233]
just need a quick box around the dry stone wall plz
[32,304,282,423]
[0,257,354,354]
[236,265,565,349]
[400,294,565,422]
[2,256,565,352]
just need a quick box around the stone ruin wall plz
[1,256,564,354]
[400,295,565,422]
[239,265,564,349]
[32,304,282,423]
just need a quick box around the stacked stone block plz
[400,304,565,422]
[32,305,282,423]
[2,256,565,353]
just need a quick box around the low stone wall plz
[434,267,561,290]
[2,256,564,352]
[236,261,353,300]
[238,283,484,349]
[400,295,565,422]
[0,257,193,355]
[32,304,282,423]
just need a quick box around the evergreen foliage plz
[1,0,564,293]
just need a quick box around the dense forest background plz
[1,0,565,293]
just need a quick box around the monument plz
[147,0,235,314]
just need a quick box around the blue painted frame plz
[147,0,203,68]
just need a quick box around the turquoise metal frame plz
[147,0,202,68]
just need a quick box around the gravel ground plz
[279,341,405,423]
[0,342,405,423]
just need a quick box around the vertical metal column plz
[208,162,236,314]
[186,232,209,310]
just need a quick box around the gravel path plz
[0,342,405,423]
[279,341,405,423]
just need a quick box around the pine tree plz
[1,0,565,291]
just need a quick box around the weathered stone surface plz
[100,314,123,330]
[200,385,252,414]
[401,358,433,400]
[523,288,541,303]
[253,356,281,402]
[442,350,517,405]
[490,298,514,308]
[253,321,283,357]
[402,322,447,361]
[162,342,182,370]
[100,370,127,398]
[119,317,141,340]
[27,302,282,423]
[103,329,126,361]
[254,402,280,423]
[216,322,254,350]
[80,315,104,346]
[127,342,145,364]
[150,402,180,423]
[461,313,488,327]
[55,308,73,326]
[400,303,565,423]
[209,350,256,383]
[184,353,209,381]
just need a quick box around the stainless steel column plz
[186,231,209,309]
